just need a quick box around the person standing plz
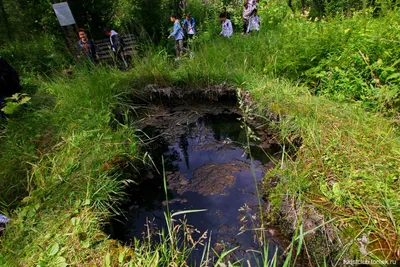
[0,213,10,236]
[104,28,120,54]
[104,28,127,67]
[219,13,233,38]
[247,9,260,33]
[76,28,97,63]
[221,7,231,20]
[183,13,196,39]
[248,0,257,11]
[168,14,189,59]
[242,2,252,35]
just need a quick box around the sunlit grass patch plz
[1,4,400,265]
[249,78,400,260]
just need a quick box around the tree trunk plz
[301,0,305,14]
[0,0,12,40]
[288,0,295,13]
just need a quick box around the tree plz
[0,0,11,41]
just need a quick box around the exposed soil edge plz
[114,84,340,265]
[134,84,238,104]
[242,89,343,266]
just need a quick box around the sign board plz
[53,2,75,26]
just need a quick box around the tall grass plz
[135,7,400,115]
[0,66,140,266]
[1,1,399,265]
[126,8,400,261]
[1,33,70,76]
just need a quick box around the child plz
[168,14,189,59]
[219,13,233,37]
[104,28,120,53]
[183,13,196,39]
[221,7,230,20]
[76,28,96,63]
[248,0,257,11]
[242,2,252,35]
[247,9,260,33]
[104,27,128,67]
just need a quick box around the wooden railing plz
[95,34,138,60]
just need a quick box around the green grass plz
[127,11,400,261]
[1,2,400,265]
[0,66,140,266]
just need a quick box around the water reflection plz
[112,113,282,264]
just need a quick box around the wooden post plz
[50,0,79,54]
[66,0,80,33]
[50,0,70,50]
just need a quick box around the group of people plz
[76,27,124,65]
[77,3,261,61]
[168,13,196,59]
[219,2,260,38]
[169,2,261,58]
[243,0,261,34]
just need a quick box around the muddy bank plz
[135,83,238,103]
[109,85,291,263]
[109,85,337,265]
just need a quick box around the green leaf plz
[34,203,40,210]
[149,251,159,266]
[70,217,78,226]
[214,246,239,266]
[10,93,20,101]
[27,207,36,218]
[391,58,400,67]
[74,200,82,208]
[332,183,341,199]
[54,256,67,267]
[48,243,60,256]
[387,73,400,81]
[118,251,125,264]
[19,96,31,105]
[105,252,111,267]
[296,225,303,256]
[81,240,90,248]
[1,102,19,115]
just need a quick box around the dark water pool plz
[111,111,284,265]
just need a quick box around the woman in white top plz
[247,9,260,33]
[242,2,252,34]
[248,0,257,11]
[219,13,233,37]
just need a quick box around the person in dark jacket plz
[76,28,97,64]
[0,56,21,111]
[104,28,127,67]
[104,28,120,52]
[221,7,231,20]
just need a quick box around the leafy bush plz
[0,34,70,76]
[254,3,400,113]
[1,93,31,115]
